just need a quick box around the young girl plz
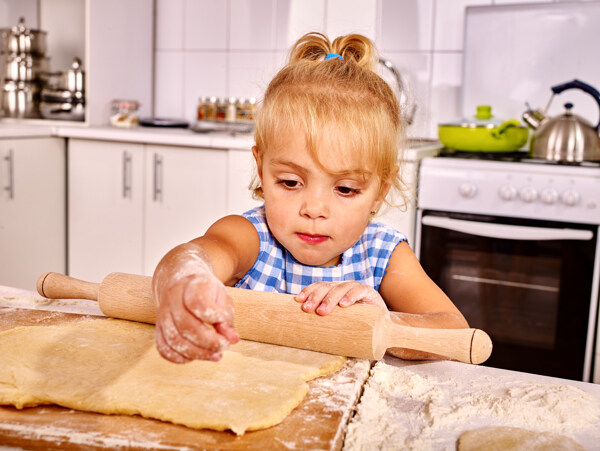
[152,32,468,364]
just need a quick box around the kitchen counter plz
[2,285,600,450]
[345,357,600,450]
[0,123,441,158]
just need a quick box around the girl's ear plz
[372,179,392,213]
[252,146,263,180]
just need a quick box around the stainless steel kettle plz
[522,79,600,162]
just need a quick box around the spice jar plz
[110,99,140,128]
[225,96,237,122]
[205,96,218,121]
[197,96,207,121]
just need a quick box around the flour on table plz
[343,361,600,451]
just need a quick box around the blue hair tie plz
[325,53,343,61]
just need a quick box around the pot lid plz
[440,105,525,129]
[10,17,47,36]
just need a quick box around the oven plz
[415,156,600,382]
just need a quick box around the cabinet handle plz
[153,153,163,202]
[3,149,14,199]
[122,151,132,198]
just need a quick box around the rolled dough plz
[457,426,584,451]
[0,319,345,435]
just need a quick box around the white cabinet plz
[0,137,65,290]
[226,149,261,215]
[68,140,144,281]
[68,139,228,281]
[144,145,227,275]
[2,0,153,126]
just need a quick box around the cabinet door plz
[227,149,261,215]
[144,146,227,275]
[0,138,65,290]
[68,139,144,281]
[377,161,418,248]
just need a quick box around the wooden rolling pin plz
[37,272,492,364]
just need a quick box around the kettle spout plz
[522,107,546,130]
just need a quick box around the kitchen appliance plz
[37,272,492,364]
[415,154,600,381]
[439,105,528,152]
[523,79,600,162]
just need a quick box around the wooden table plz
[0,287,371,450]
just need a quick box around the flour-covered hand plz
[152,247,239,363]
[295,281,387,315]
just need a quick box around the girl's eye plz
[336,186,360,196]
[276,179,300,189]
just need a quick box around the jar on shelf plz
[109,99,140,128]
[197,96,208,121]
[216,97,227,121]
[205,96,218,121]
[246,97,257,121]
[225,96,237,122]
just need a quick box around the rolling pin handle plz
[36,272,100,302]
[469,329,493,365]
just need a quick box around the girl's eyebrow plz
[270,158,369,178]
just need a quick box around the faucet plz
[379,57,417,125]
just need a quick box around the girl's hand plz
[295,281,387,315]
[154,272,239,363]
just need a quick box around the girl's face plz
[254,126,389,267]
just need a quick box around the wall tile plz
[184,0,228,50]
[433,0,492,51]
[379,0,434,51]
[154,51,185,118]
[156,0,184,50]
[379,52,433,138]
[430,52,463,136]
[183,51,228,122]
[228,51,276,98]
[0,0,38,28]
[274,0,326,50]
[326,0,377,40]
[230,0,276,50]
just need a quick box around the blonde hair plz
[252,32,408,210]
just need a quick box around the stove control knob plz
[561,189,581,207]
[540,188,559,205]
[498,185,517,201]
[459,182,477,198]
[520,186,538,203]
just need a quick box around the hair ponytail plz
[289,32,375,70]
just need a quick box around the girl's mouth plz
[297,233,329,244]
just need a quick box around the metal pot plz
[438,105,529,152]
[4,54,49,81]
[0,17,47,55]
[39,87,85,121]
[63,57,85,93]
[1,80,41,118]
[522,79,600,162]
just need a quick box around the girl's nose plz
[299,193,329,219]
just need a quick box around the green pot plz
[438,105,529,152]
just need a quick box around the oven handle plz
[421,215,594,241]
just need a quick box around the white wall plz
[153,0,592,138]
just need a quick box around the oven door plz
[416,210,599,381]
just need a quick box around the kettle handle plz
[550,79,600,131]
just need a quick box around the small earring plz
[370,210,376,216]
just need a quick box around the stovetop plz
[418,150,600,225]
[436,148,600,169]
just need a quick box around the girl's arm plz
[378,241,469,360]
[152,215,259,363]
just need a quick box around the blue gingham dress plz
[235,205,407,294]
